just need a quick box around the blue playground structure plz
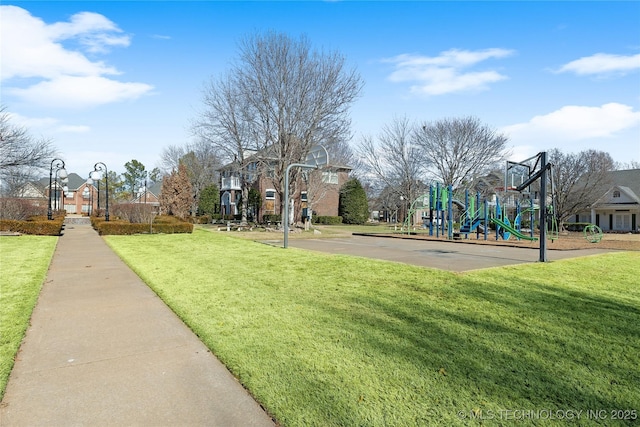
[399,152,570,262]
[404,184,541,242]
[398,152,602,263]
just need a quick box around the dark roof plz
[148,181,162,196]
[607,169,640,196]
[66,173,88,190]
[38,172,89,190]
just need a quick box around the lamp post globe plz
[47,158,66,220]
[86,174,94,216]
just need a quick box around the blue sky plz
[2,1,639,176]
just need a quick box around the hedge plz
[313,216,343,225]
[565,222,591,232]
[0,215,65,236]
[262,214,282,224]
[91,215,193,235]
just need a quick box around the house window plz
[613,190,620,198]
[265,189,276,200]
[246,162,257,182]
[322,171,339,184]
[301,191,308,202]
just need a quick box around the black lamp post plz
[86,173,94,216]
[93,162,110,221]
[47,158,67,220]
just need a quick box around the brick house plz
[25,173,96,214]
[131,181,162,211]
[58,173,97,215]
[219,149,351,223]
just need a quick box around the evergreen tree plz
[197,184,220,216]
[123,159,147,197]
[339,178,369,224]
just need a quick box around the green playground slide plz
[490,217,539,241]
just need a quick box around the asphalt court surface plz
[277,235,614,272]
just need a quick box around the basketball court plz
[277,235,613,272]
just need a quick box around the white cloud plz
[0,5,152,108]
[502,103,640,161]
[48,11,130,53]
[7,111,90,135]
[556,53,640,76]
[384,48,515,95]
[502,103,640,141]
[7,75,154,108]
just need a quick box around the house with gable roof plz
[131,181,162,211]
[574,169,640,232]
[56,173,98,214]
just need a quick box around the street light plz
[56,169,69,211]
[93,162,110,221]
[48,158,67,220]
[86,174,94,216]
[82,187,90,215]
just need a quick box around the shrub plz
[91,215,193,235]
[565,222,590,232]
[195,215,212,224]
[313,216,343,225]
[111,203,156,224]
[0,215,64,235]
[262,214,282,224]
[0,198,47,220]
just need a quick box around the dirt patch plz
[358,231,640,251]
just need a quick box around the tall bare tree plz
[193,31,363,222]
[0,105,56,195]
[358,116,427,213]
[414,116,508,189]
[549,148,615,229]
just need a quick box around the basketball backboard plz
[305,145,329,167]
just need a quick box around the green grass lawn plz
[0,235,57,399]
[106,229,640,426]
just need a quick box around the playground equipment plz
[397,152,600,262]
[584,224,604,243]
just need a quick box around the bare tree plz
[0,105,56,195]
[158,144,188,176]
[192,73,260,223]
[549,148,615,229]
[193,31,363,222]
[357,116,427,212]
[616,160,640,170]
[414,116,508,189]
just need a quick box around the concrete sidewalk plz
[0,220,275,426]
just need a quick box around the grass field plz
[0,236,57,399]
[105,229,640,426]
